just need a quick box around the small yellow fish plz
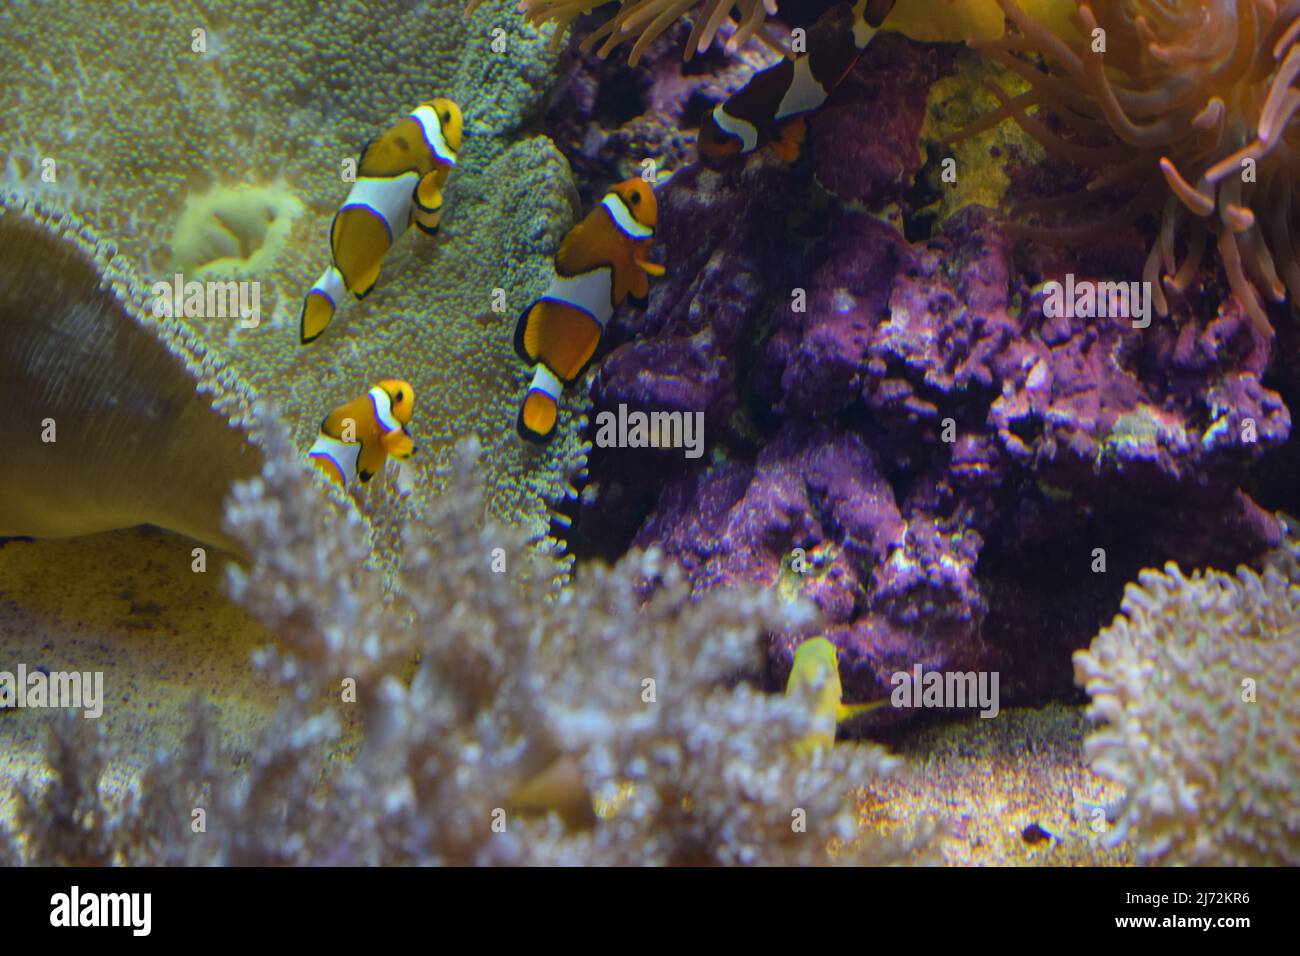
[882,0,1079,44]
[786,636,888,756]
[507,755,599,831]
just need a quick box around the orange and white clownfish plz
[308,379,416,486]
[514,179,665,443]
[698,0,894,165]
[300,99,464,344]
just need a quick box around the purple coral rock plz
[808,34,948,205]
[575,32,1294,716]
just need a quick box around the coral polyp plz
[970,0,1300,333]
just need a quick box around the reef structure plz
[573,26,1293,707]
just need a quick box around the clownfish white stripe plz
[528,363,564,402]
[368,385,402,433]
[340,174,420,242]
[775,55,830,121]
[309,433,362,486]
[850,0,879,48]
[601,194,655,240]
[852,19,878,49]
[310,265,347,306]
[546,268,616,326]
[411,105,458,166]
[710,103,760,154]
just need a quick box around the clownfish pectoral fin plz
[413,172,444,215]
[412,206,441,236]
[772,116,807,164]
[356,437,390,482]
[381,427,416,459]
[300,266,347,344]
[636,258,666,278]
[517,365,563,444]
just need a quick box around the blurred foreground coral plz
[1,413,920,866]
[1074,523,1300,865]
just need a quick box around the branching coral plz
[1073,528,1300,865]
[965,0,1300,334]
[5,411,916,865]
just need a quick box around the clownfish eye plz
[395,390,404,402]
[442,111,451,123]
[629,191,640,205]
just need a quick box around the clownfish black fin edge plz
[513,304,538,364]
[516,406,554,445]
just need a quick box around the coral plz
[579,29,1292,705]
[0,194,263,551]
[169,183,305,278]
[1073,531,1300,865]
[967,0,1300,334]
[0,0,587,544]
[4,414,916,865]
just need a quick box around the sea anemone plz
[466,0,776,64]
[959,0,1300,335]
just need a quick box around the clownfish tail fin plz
[301,266,346,344]
[837,698,889,722]
[517,364,563,444]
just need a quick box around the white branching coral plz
[1073,535,1300,865]
[7,411,914,866]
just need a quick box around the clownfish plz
[514,178,664,443]
[786,636,889,757]
[300,99,463,344]
[308,379,416,486]
[698,0,894,165]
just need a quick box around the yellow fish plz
[786,636,888,756]
[882,0,1079,43]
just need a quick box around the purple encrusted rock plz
[568,25,1295,718]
